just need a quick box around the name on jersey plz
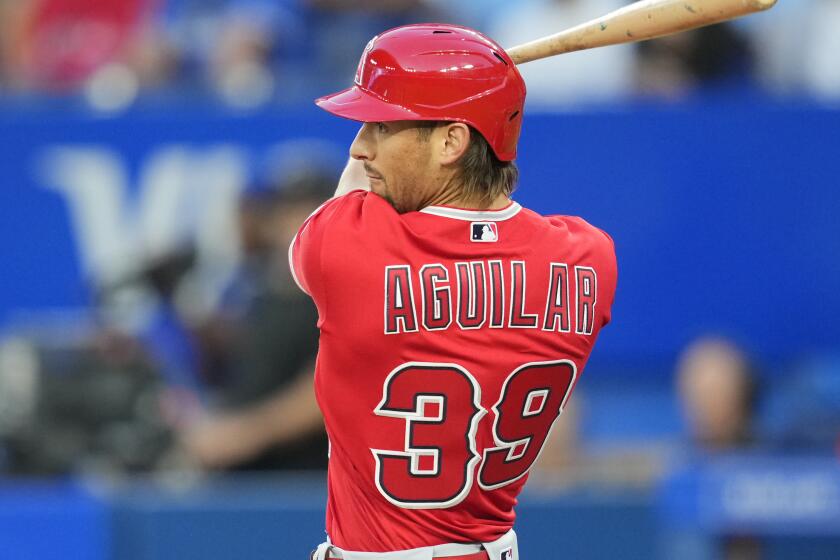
[384,260,597,335]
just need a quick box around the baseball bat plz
[505,0,777,65]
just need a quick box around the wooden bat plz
[506,0,777,65]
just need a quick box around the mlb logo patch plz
[500,548,513,560]
[471,222,498,242]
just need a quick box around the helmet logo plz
[355,37,377,87]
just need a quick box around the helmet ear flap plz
[315,24,527,162]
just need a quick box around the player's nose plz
[350,123,375,161]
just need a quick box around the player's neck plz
[424,178,510,211]
[437,193,511,211]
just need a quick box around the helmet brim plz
[315,86,421,123]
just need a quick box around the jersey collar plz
[418,201,522,222]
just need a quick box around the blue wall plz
[4,468,840,560]
[0,480,110,560]
[0,476,659,560]
[0,101,837,371]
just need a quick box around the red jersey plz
[290,191,617,552]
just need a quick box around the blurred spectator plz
[674,336,762,560]
[530,395,666,490]
[635,23,755,100]
[2,0,839,105]
[153,0,306,105]
[3,0,153,91]
[0,1,30,89]
[676,336,757,452]
[119,17,180,91]
[0,330,172,476]
[531,397,581,482]
[181,171,334,471]
[487,0,635,108]
[0,147,339,474]
[137,0,450,106]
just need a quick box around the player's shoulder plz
[297,190,381,239]
[309,189,367,219]
[530,210,615,250]
[310,189,394,225]
[290,190,379,311]
[535,211,618,298]
[528,210,617,277]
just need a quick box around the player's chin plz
[376,190,409,214]
[370,181,394,206]
[383,195,406,213]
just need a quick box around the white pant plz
[311,528,518,560]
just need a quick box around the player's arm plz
[182,360,322,468]
[334,157,369,198]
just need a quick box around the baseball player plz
[290,24,617,560]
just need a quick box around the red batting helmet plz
[315,24,527,161]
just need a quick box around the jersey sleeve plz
[548,214,618,330]
[288,190,368,322]
[595,227,618,327]
[289,203,326,297]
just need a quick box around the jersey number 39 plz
[371,360,576,509]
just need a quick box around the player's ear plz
[437,123,470,165]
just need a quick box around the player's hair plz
[417,121,518,206]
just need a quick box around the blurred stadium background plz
[0,1,839,559]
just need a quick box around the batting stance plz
[290,24,617,560]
